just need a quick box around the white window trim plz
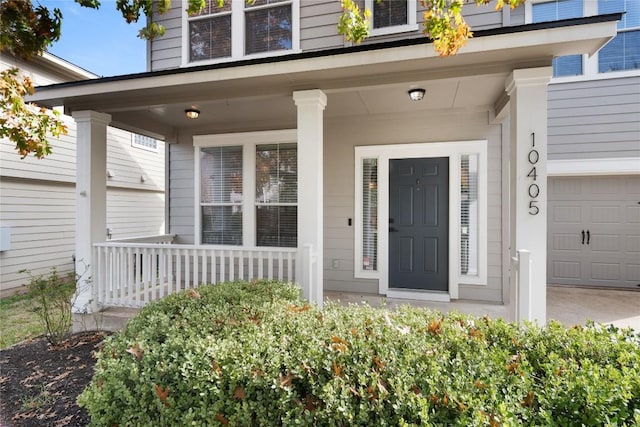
[366,0,418,37]
[525,0,640,81]
[193,129,297,246]
[181,0,301,67]
[354,140,488,301]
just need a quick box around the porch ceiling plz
[29,16,618,139]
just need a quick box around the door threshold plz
[386,289,451,303]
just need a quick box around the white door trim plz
[354,140,488,302]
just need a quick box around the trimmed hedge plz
[79,281,640,426]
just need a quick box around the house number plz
[527,132,540,215]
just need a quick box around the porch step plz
[72,307,140,333]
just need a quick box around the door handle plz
[586,230,590,245]
[581,230,585,245]
[389,227,399,232]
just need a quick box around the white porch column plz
[506,68,552,325]
[72,110,111,313]
[293,89,327,307]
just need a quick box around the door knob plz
[389,227,399,232]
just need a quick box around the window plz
[598,0,640,73]
[256,143,297,247]
[365,0,417,36]
[200,146,243,245]
[132,134,158,151]
[194,130,298,247]
[361,158,378,271]
[460,154,479,276]
[531,0,583,77]
[186,0,298,64]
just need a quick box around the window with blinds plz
[188,0,232,62]
[372,0,408,29]
[532,0,583,77]
[187,0,294,63]
[362,158,378,271]
[597,0,640,73]
[245,0,293,55]
[200,146,243,245]
[460,154,479,276]
[256,143,297,247]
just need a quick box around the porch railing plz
[92,242,308,308]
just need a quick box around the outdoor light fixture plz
[185,107,200,119]
[408,88,426,101]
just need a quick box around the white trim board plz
[354,140,488,302]
[547,158,640,176]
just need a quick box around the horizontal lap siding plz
[168,143,195,244]
[107,189,165,239]
[324,110,504,302]
[548,76,640,160]
[0,180,76,291]
[150,3,183,71]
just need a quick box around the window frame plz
[194,129,297,247]
[182,0,300,67]
[354,140,488,299]
[365,0,418,37]
[525,0,640,81]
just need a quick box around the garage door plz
[548,175,640,289]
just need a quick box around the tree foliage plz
[0,0,525,158]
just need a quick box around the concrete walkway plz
[326,285,640,331]
[80,285,640,332]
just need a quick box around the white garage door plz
[548,175,640,289]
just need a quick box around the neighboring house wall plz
[0,55,166,292]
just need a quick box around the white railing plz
[108,234,176,244]
[92,242,302,308]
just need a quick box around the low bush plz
[79,280,640,426]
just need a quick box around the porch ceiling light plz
[185,107,200,119]
[408,88,426,101]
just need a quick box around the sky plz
[38,0,147,77]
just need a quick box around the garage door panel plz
[548,175,639,289]
[552,205,582,223]
[552,261,581,280]
[590,234,621,252]
[627,264,640,282]
[627,235,640,252]
[552,234,581,250]
[590,205,620,223]
[591,263,620,281]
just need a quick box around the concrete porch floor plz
[76,285,640,332]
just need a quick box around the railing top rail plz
[94,242,298,253]
[108,234,176,244]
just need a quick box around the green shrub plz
[22,268,76,346]
[79,280,640,426]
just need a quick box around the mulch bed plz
[0,332,109,427]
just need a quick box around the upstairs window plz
[186,0,299,64]
[531,0,583,77]
[365,0,417,36]
[598,0,640,73]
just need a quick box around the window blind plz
[460,154,478,276]
[362,158,378,271]
[256,143,297,247]
[245,2,292,54]
[373,0,408,29]
[200,146,243,245]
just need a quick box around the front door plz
[389,157,449,291]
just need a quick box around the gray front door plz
[389,157,449,291]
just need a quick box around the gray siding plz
[548,76,640,160]
[150,0,509,70]
[150,2,184,71]
[168,142,195,244]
